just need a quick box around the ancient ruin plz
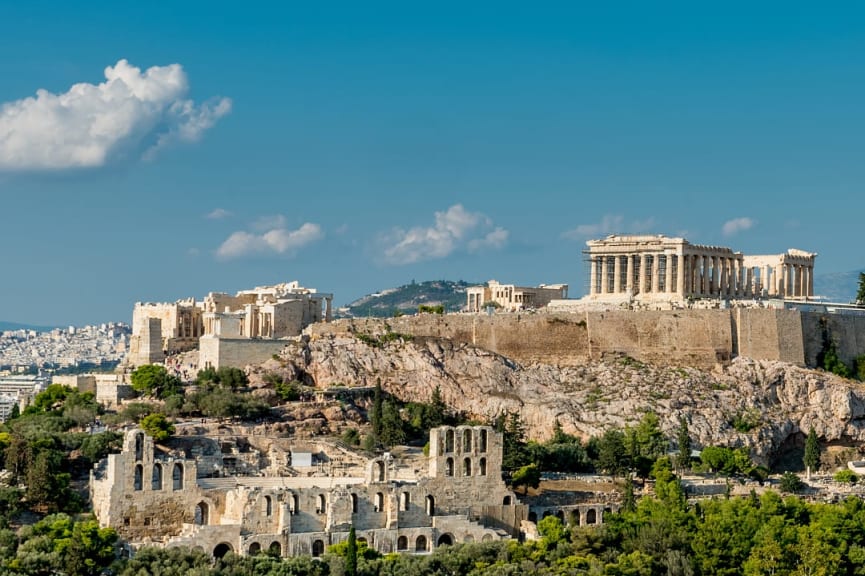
[466,280,568,312]
[583,235,816,305]
[91,425,556,558]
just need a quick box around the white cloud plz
[563,214,655,240]
[0,59,231,170]
[205,208,232,220]
[722,217,756,237]
[380,204,508,265]
[216,221,323,260]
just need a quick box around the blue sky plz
[2,2,865,325]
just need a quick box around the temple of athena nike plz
[583,235,816,305]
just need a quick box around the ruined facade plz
[91,426,527,558]
[466,280,569,312]
[584,235,816,305]
[127,282,333,368]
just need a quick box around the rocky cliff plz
[252,334,865,466]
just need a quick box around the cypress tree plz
[804,427,820,479]
[346,524,357,576]
[676,415,691,473]
[371,379,383,442]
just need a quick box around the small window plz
[401,492,410,511]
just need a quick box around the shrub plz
[834,469,858,484]
[780,471,805,493]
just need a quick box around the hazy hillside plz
[340,280,477,317]
[0,321,56,332]
[814,269,863,303]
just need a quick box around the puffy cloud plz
[205,208,232,220]
[216,220,323,260]
[563,214,655,239]
[380,204,508,265]
[0,59,231,170]
[722,217,756,237]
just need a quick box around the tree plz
[511,463,541,494]
[804,428,820,479]
[64,519,118,576]
[780,471,804,493]
[597,429,628,476]
[371,379,383,442]
[130,365,181,399]
[345,525,357,576]
[140,413,175,443]
[676,415,692,473]
[857,272,865,305]
[622,478,636,513]
[427,386,447,428]
[379,399,405,448]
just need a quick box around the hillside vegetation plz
[340,280,476,317]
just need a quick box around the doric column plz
[763,265,771,296]
[720,258,728,298]
[746,267,753,297]
[711,256,719,296]
[652,254,661,293]
[600,257,609,294]
[664,254,674,293]
[677,253,686,297]
[808,264,814,297]
[613,256,622,293]
[590,257,599,295]
[639,254,648,295]
[626,255,634,295]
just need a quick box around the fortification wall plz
[801,312,865,369]
[735,309,806,365]
[199,337,289,369]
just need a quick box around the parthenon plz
[585,235,816,304]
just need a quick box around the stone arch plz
[586,508,597,525]
[317,494,326,514]
[415,535,428,552]
[445,457,454,477]
[528,511,538,523]
[374,492,384,512]
[134,432,144,461]
[463,457,472,476]
[604,507,612,521]
[437,533,454,547]
[133,464,143,491]
[248,542,262,555]
[479,429,488,452]
[542,510,553,519]
[556,510,565,522]
[503,495,511,506]
[213,542,232,559]
[375,460,385,482]
[172,463,183,490]
[463,429,472,452]
[290,493,298,514]
[445,429,454,452]
[351,493,358,513]
[401,491,410,511]
[268,541,281,557]
[426,495,435,516]
[464,534,474,543]
[194,501,209,525]
[265,495,273,517]
[482,533,493,542]
[569,510,580,526]
[151,463,162,490]
[479,457,487,476]
[312,540,324,557]
[397,535,408,550]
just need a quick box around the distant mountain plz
[814,269,863,303]
[340,280,477,318]
[0,321,57,332]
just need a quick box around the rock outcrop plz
[252,334,865,466]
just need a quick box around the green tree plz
[131,365,181,398]
[856,272,865,305]
[63,519,118,576]
[371,379,383,442]
[379,399,405,447]
[140,413,175,443]
[804,428,820,478]
[780,471,805,493]
[511,463,541,494]
[427,386,447,428]
[597,429,628,476]
[345,525,357,576]
[676,415,692,473]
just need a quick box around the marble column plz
[639,254,647,295]
[652,254,661,293]
[808,265,814,297]
[626,255,634,295]
[677,253,686,297]
[613,256,622,294]
[590,258,598,295]
[600,257,609,294]
[665,254,674,294]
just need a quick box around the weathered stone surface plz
[274,334,865,466]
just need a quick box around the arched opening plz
[374,492,384,512]
[528,511,538,523]
[426,495,435,516]
[312,540,324,557]
[604,507,612,521]
[290,493,298,514]
[213,543,232,559]
[445,458,454,477]
[463,457,471,476]
[464,534,474,543]
[265,495,272,517]
[317,494,326,514]
[482,533,493,542]
[248,542,262,555]
[351,493,358,513]
[569,511,580,526]
[445,429,454,452]
[502,495,511,506]
[479,458,487,476]
[437,533,454,547]
[463,430,472,452]
[586,509,597,525]
[268,542,281,557]
[357,537,368,546]
[415,535,427,552]
[375,460,385,482]
[133,464,143,491]
[134,433,144,461]
[479,429,488,452]
[151,463,162,490]
[194,502,209,525]
[556,510,565,522]
[542,510,552,519]
[397,536,408,550]
[401,492,410,511]
[172,463,183,490]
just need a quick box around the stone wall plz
[801,312,865,369]
[199,337,290,369]
[735,308,806,364]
